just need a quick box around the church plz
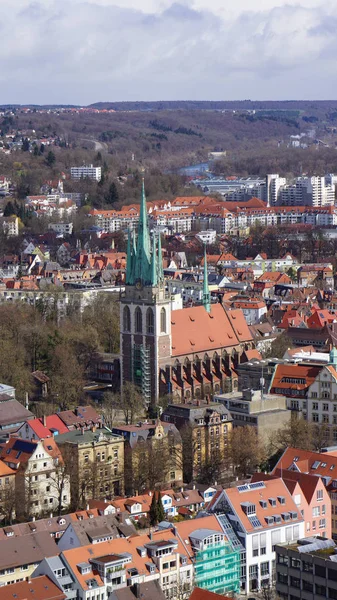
[120,181,255,405]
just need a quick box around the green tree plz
[157,493,165,523]
[149,492,159,526]
[22,138,30,152]
[105,182,119,205]
[105,382,144,425]
[46,150,56,167]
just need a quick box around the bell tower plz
[120,179,171,405]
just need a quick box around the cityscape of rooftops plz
[2,1,337,599]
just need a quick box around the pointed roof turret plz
[203,244,211,313]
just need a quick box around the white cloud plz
[0,0,336,103]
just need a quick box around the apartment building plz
[0,531,58,587]
[70,165,101,182]
[276,537,337,600]
[0,437,70,518]
[89,208,139,233]
[56,427,125,507]
[306,349,337,442]
[252,471,331,539]
[273,446,337,540]
[161,402,233,482]
[210,479,305,594]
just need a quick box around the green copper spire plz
[157,231,164,283]
[203,244,211,313]
[134,177,151,284]
[126,229,132,285]
[151,234,158,286]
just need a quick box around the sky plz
[1,0,336,104]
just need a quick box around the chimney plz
[192,484,195,490]
[80,427,85,435]
[50,512,53,518]
[92,425,96,433]
[43,415,47,427]
[32,516,35,522]
[132,583,141,598]
[86,504,89,510]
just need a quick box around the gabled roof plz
[0,531,58,570]
[0,575,65,600]
[273,447,337,483]
[224,477,302,533]
[171,303,252,357]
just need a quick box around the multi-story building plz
[0,531,58,587]
[252,470,331,539]
[70,164,101,182]
[56,427,124,507]
[266,174,287,206]
[0,216,19,236]
[0,437,70,518]
[161,400,232,482]
[110,421,183,495]
[275,536,337,600]
[273,446,337,540]
[211,478,305,594]
[306,348,337,442]
[214,388,290,445]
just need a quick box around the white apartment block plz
[70,164,102,182]
[48,222,73,235]
[212,480,305,595]
[266,174,287,207]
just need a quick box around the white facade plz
[70,164,102,182]
[196,230,217,244]
[48,222,73,235]
[307,361,337,441]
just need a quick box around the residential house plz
[269,362,322,413]
[58,513,137,551]
[0,531,58,586]
[31,371,50,399]
[210,478,305,594]
[161,401,232,482]
[17,415,69,441]
[57,406,102,431]
[110,580,166,600]
[56,427,125,507]
[0,398,34,436]
[0,437,70,518]
[273,445,337,541]
[251,470,331,539]
[0,576,65,600]
[306,348,337,442]
[0,460,16,521]
[110,421,183,495]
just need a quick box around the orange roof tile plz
[171,304,252,357]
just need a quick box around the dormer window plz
[278,496,286,505]
[269,498,276,507]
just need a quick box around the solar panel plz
[248,516,262,529]
[13,439,35,453]
[312,461,320,470]
[237,485,249,493]
[249,482,265,490]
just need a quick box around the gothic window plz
[160,307,166,333]
[123,306,131,331]
[135,307,142,333]
[146,308,154,334]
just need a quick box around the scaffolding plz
[194,540,241,596]
[133,344,152,404]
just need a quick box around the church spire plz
[157,231,164,283]
[203,244,211,313]
[134,176,151,284]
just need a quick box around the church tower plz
[120,179,172,405]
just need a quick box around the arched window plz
[135,307,142,333]
[146,308,154,334]
[123,306,131,331]
[160,307,166,333]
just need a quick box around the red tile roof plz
[0,576,65,600]
[171,304,252,357]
